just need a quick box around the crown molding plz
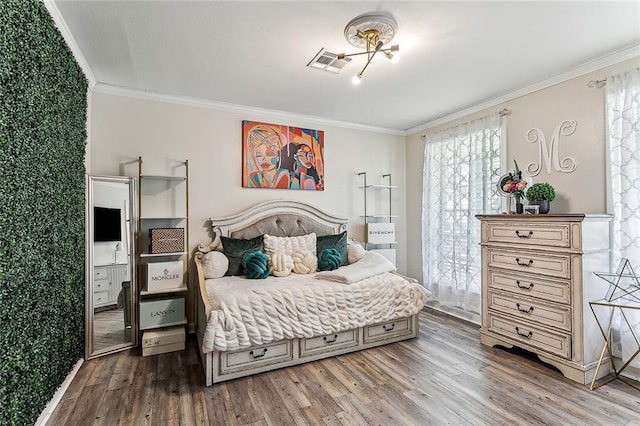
[406,43,640,135]
[43,1,96,90]
[91,83,406,136]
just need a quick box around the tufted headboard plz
[198,200,348,253]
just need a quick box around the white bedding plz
[203,271,430,352]
[315,251,395,284]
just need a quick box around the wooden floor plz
[47,310,640,425]
[93,308,131,352]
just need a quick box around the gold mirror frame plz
[85,175,138,359]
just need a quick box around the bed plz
[194,200,429,385]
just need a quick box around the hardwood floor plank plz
[315,357,379,404]
[225,376,265,425]
[302,360,350,399]
[46,311,640,426]
[267,370,313,425]
[115,352,156,425]
[248,373,299,425]
[287,363,344,422]
[202,381,239,426]
[332,393,390,426]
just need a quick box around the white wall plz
[405,57,640,281]
[92,180,130,266]
[88,91,407,272]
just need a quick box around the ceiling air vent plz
[307,48,351,73]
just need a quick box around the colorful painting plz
[242,120,325,190]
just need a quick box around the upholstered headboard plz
[198,200,348,253]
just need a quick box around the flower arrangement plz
[501,160,528,198]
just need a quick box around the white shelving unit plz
[358,172,397,265]
[136,157,189,345]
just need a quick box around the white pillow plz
[263,233,317,256]
[269,252,294,277]
[347,244,366,264]
[292,249,318,274]
[201,251,229,279]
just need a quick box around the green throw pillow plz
[316,231,347,266]
[220,235,264,276]
[318,248,342,271]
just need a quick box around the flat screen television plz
[94,206,122,242]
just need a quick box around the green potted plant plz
[525,182,556,214]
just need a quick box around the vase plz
[506,195,513,214]
[530,199,550,214]
[515,194,524,214]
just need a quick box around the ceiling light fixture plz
[338,12,399,83]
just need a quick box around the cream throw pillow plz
[201,251,229,279]
[263,233,317,256]
[292,250,318,274]
[347,244,366,264]
[269,252,294,277]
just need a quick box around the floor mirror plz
[86,175,137,359]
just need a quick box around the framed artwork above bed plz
[242,120,324,191]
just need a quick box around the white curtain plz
[422,113,503,322]
[606,67,640,373]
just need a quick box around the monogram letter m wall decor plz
[525,120,578,176]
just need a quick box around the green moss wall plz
[0,1,88,424]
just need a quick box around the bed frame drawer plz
[364,317,413,343]
[221,340,293,374]
[300,329,358,357]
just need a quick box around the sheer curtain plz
[422,113,503,323]
[606,67,640,375]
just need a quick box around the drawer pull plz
[249,348,268,359]
[383,323,395,332]
[515,327,533,339]
[516,280,534,290]
[515,230,533,239]
[323,334,338,344]
[515,258,534,267]
[516,303,534,314]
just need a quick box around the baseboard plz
[35,358,84,426]
[423,303,481,326]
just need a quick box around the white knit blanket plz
[203,271,430,352]
[315,251,395,284]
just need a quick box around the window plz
[422,113,503,322]
[606,68,640,373]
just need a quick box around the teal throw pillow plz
[318,248,342,271]
[316,231,348,266]
[242,251,270,279]
[220,235,264,276]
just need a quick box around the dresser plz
[476,214,612,384]
[93,264,129,308]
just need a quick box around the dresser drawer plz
[488,270,570,304]
[300,329,358,358]
[488,313,571,359]
[488,291,571,332]
[486,223,570,248]
[487,248,571,279]
[93,290,110,306]
[94,267,108,280]
[94,279,110,292]
[221,340,293,374]
[364,317,413,343]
